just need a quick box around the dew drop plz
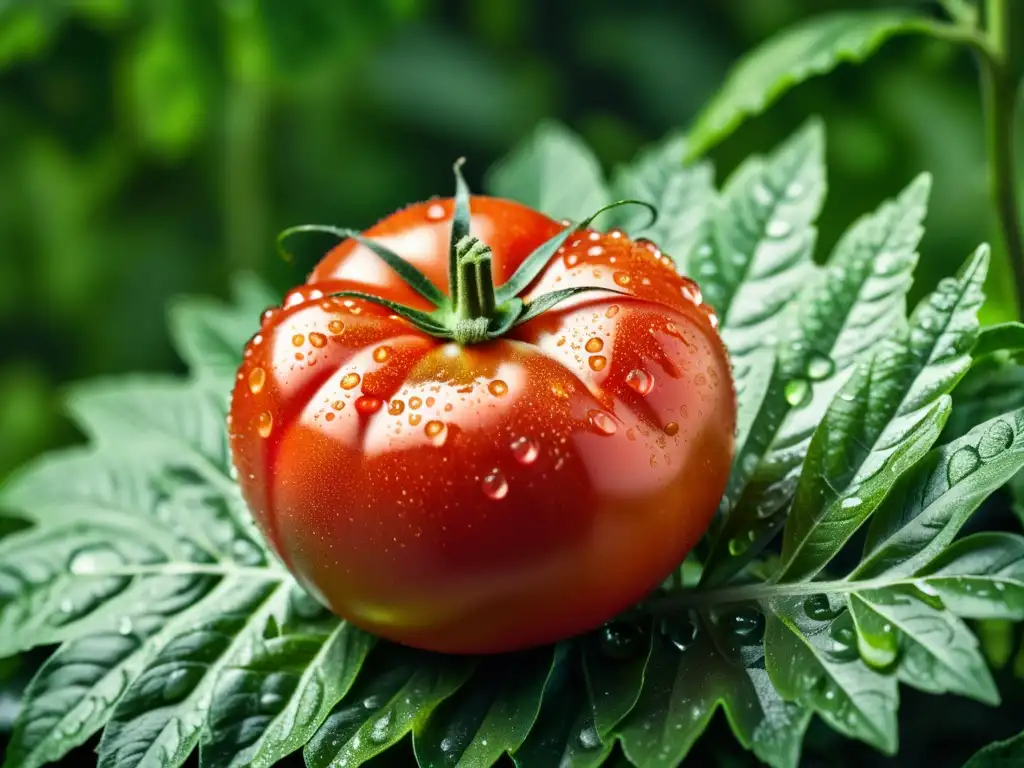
[767,219,792,238]
[587,410,617,436]
[292,333,305,347]
[827,622,859,662]
[258,411,274,438]
[162,669,192,702]
[426,203,446,221]
[328,319,345,335]
[805,354,834,381]
[118,616,133,636]
[598,621,645,660]
[589,355,607,371]
[260,692,284,709]
[857,624,899,671]
[373,346,391,363]
[341,373,361,390]
[369,711,392,744]
[784,379,811,407]
[727,537,749,556]
[409,396,423,410]
[69,545,123,575]
[840,496,862,510]
[578,726,601,749]
[721,608,765,642]
[424,420,447,445]
[585,337,604,353]
[978,420,1014,459]
[488,380,508,397]
[803,594,842,622]
[409,413,422,426]
[785,181,804,199]
[440,737,454,753]
[309,332,327,349]
[482,470,509,500]
[626,368,654,395]
[606,305,620,318]
[510,436,539,464]
[248,367,266,394]
[388,400,405,416]
[661,616,699,652]
[613,271,631,287]
[355,396,382,415]
[947,446,981,486]
[664,422,680,437]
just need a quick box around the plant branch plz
[979,0,1024,317]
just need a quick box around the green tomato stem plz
[451,235,499,343]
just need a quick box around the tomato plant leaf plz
[413,648,554,768]
[582,624,652,738]
[917,533,1024,621]
[963,730,1024,767]
[485,121,611,221]
[685,11,942,158]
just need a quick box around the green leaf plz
[963,729,1024,767]
[972,322,1024,358]
[618,611,809,768]
[2,575,219,768]
[485,121,611,221]
[766,598,898,754]
[686,11,929,158]
[860,408,1024,578]
[304,646,473,768]
[706,174,933,584]
[918,533,1024,621]
[413,648,554,768]
[169,273,277,388]
[200,610,375,768]
[608,133,715,266]
[97,580,290,768]
[582,624,652,738]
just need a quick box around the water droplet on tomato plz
[482,470,508,500]
[332,399,345,411]
[605,305,620,318]
[292,334,305,347]
[625,369,653,395]
[408,413,422,426]
[261,308,279,327]
[588,246,604,257]
[426,203,446,220]
[587,410,617,436]
[664,422,679,436]
[409,396,422,409]
[373,346,391,363]
[510,436,538,464]
[613,271,631,286]
[248,367,266,394]
[488,380,508,397]
[589,355,607,371]
[341,373,361,390]
[355,396,382,414]
[258,412,273,438]
[424,420,447,445]
[388,400,405,415]
[585,337,604,353]
[309,332,327,348]
[328,319,345,335]
[551,382,569,399]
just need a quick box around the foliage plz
[2,114,1024,768]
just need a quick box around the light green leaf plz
[2,575,219,768]
[304,647,473,768]
[485,121,611,221]
[97,580,289,768]
[860,408,1024,578]
[766,597,898,754]
[200,609,374,768]
[608,133,715,265]
[414,648,554,768]
[918,533,1024,620]
[686,11,933,158]
[705,174,932,584]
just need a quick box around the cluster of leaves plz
[2,113,1024,768]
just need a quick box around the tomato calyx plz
[276,160,657,345]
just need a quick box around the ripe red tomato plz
[230,188,735,654]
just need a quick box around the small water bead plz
[69,544,123,575]
[857,625,900,671]
[664,422,680,436]
[369,711,393,744]
[258,412,274,438]
[840,496,862,510]
[805,354,835,381]
[373,346,391,363]
[766,219,792,238]
[248,367,266,394]
[613,271,631,287]
[162,669,192,702]
[324,412,335,422]
[550,382,569,399]
[284,290,306,308]
[481,470,509,500]
[589,355,607,371]
[585,337,604,353]
[424,420,446,443]
[803,594,843,622]
[784,379,811,407]
[606,305,620,318]
[626,368,654,395]
[587,410,617,436]
[355,396,382,415]
[785,181,804,199]
[426,202,446,220]
[409,413,422,426]
[721,607,765,641]
[598,621,646,660]
[307,332,327,349]
[292,333,305,347]
[827,622,859,662]
[409,396,423,409]
[488,380,508,397]
[947,446,981,485]
[328,319,345,335]
[978,420,1014,459]
[510,435,539,464]
[727,537,750,556]
[661,616,699,652]
[388,400,405,416]
[332,400,345,411]
[118,616,134,635]
[294,352,305,362]
[341,373,361,390]
[588,246,604,258]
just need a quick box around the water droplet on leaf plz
[947,446,981,485]
[978,420,1014,459]
[784,379,811,407]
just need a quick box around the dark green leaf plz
[962,729,1024,766]
[972,322,1024,358]
[582,624,652,738]
[918,533,1024,620]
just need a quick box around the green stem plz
[980,0,1024,318]
[451,236,498,343]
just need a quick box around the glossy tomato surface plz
[230,196,735,654]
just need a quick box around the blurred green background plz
[2,1,1023,765]
[0,0,1009,485]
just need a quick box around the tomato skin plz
[230,195,735,654]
